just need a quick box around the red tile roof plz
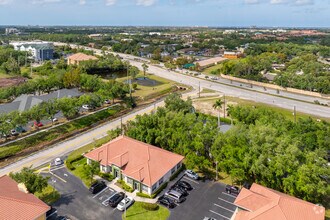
[84,136,184,187]
[0,175,50,220]
[234,183,325,220]
[67,53,98,61]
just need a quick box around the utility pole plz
[120,117,123,134]
[215,161,218,181]
[293,106,296,123]
[198,81,200,98]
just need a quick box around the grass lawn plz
[116,73,176,99]
[122,202,170,220]
[0,71,12,78]
[203,63,222,75]
[70,157,93,187]
[200,88,217,94]
[193,96,330,122]
[35,185,60,205]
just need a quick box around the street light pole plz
[293,106,296,123]
[215,161,218,181]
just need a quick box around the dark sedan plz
[157,195,176,209]
[108,192,125,208]
[176,180,193,191]
[225,185,240,196]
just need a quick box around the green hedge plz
[99,173,115,182]
[117,180,134,193]
[136,192,152,198]
[151,182,168,198]
[142,203,159,211]
[66,155,84,171]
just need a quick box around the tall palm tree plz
[142,63,149,78]
[213,98,224,128]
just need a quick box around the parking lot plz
[166,174,237,220]
[42,163,123,220]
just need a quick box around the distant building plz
[0,175,50,220]
[88,34,103,40]
[232,183,325,220]
[224,51,243,59]
[5,28,19,35]
[195,57,227,70]
[67,53,98,65]
[84,136,184,196]
[10,41,54,61]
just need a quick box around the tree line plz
[123,93,329,205]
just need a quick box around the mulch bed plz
[0,76,27,88]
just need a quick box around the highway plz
[54,42,329,118]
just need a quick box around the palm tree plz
[142,63,149,78]
[213,98,224,128]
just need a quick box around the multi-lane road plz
[54,42,329,118]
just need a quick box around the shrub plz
[66,155,84,171]
[136,192,152,198]
[151,182,168,198]
[142,202,159,211]
[99,173,115,182]
[117,180,134,193]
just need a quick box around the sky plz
[0,0,329,27]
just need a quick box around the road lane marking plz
[214,203,235,213]
[49,171,67,183]
[93,187,108,198]
[182,176,199,184]
[218,197,236,205]
[209,210,230,220]
[221,192,237,199]
[49,165,65,172]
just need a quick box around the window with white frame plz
[158,177,164,185]
[142,184,148,193]
[171,167,176,174]
[152,184,157,192]
[127,178,133,185]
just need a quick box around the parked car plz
[34,121,43,127]
[82,104,93,110]
[176,181,193,191]
[10,129,19,136]
[171,186,188,196]
[89,181,106,194]
[108,192,125,207]
[54,158,63,166]
[104,100,111,104]
[157,195,175,208]
[46,207,57,218]
[225,185,240,196]
[203,217,216,220]
[165,190,186,203]
[117,197,134,211]
[185,170,199,180]
[15,126,26,133]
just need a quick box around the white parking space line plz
[109,188,114,192]
[214,203,235,213]
[182,176,199,184]
[50,165,65,172]
[209,210,230,220]
[221,192,237,199]
[218,197,236,205]
[92,187,108,198]
[49,171,67,183]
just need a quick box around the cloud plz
[105,0,116,5]
[79,0,86,5]
[136,0,156,6]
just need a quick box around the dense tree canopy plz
[124,95,330,205]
